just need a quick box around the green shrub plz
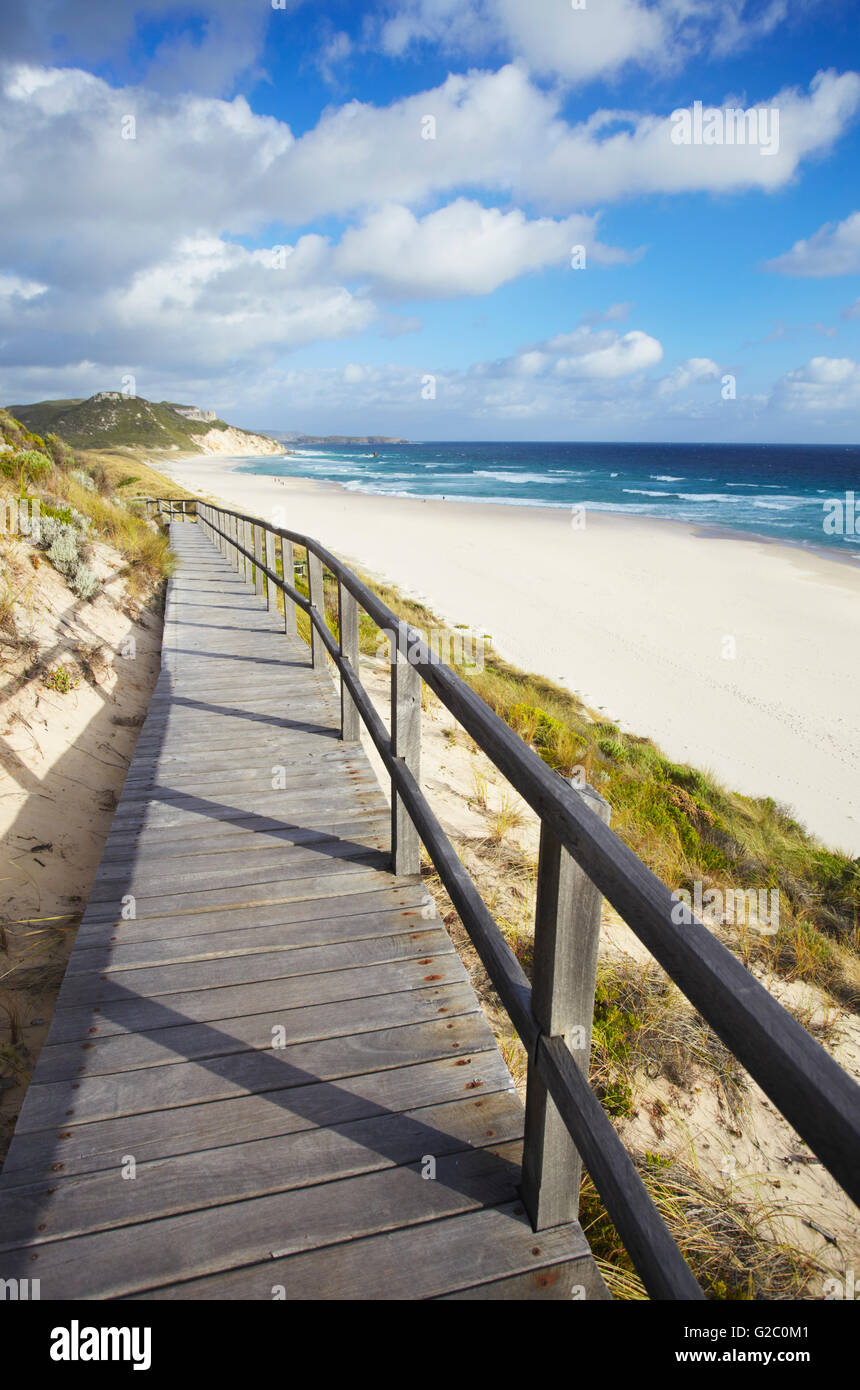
[1,448,52,489]
[35,515,100,601]
[70,561,99,600]
[43,665,78,694]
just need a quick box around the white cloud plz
[764,210,860,276]
[375,0,795,84]
[333,200,631,299]
[0,272,48,301]
[2,62,855,296]
[274,66,860,217]
[772,356,860,411]
[4,341,851,444]
[1,53,857,426]
[525,71,860,209]
[550,329,663,379]
[0,0,285,96]
[317,30,352,86]
[657,357,721,396]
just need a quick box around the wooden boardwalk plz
[0,521,604,1299]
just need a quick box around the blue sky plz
[1,0,859,440]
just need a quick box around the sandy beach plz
[159,453,860,855]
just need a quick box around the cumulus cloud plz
[764,210,860,276]
[0,44,857,433]
[375,0,794,84]
[333,201,632,299]
[772,355,860,411]
[4,61,854,292]
[547,328,663,379]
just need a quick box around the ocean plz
[235,441,860,551]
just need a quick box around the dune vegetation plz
[0,408,174,607]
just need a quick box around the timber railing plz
[182,499,859,1301]
[134,497,196,520]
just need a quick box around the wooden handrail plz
[188,499,860,1301]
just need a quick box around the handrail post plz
[307,550,327,671]
[230,513,239,569]
[265,526,278,613]
[242,518,250,583]
[280,536,296,635]
[522,780,611,1230]
[391,635,421,876]
[338,581,360,741]
[253,523,264,597]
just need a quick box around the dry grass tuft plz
[581,1155,817,1300]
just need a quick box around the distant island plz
[263,431,410,446]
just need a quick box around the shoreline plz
[155,451,860,854]
[261,464,860,570]
[236,450,860,571]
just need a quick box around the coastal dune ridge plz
[160,449,860,856]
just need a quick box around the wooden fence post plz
[338,581,360,742]
[521,779,611,1230]
[242,519,250,583]
[264,528,277,612]
[307,550,327,672]
[230,514,239,570]
[390,634,421,876]
[280,536,296,636]
[253,523,264,597]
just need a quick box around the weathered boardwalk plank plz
[0,520,604,1300]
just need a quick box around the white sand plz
[159,453,860,854]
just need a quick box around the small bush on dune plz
[1,449,52,490]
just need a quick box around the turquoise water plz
[236,441,860,551]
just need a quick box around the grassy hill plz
[7,393,233,451]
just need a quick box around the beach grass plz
[331,564,859,1008]
[0,410,174,602]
